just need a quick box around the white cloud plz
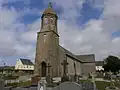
[57,18,120,60]
[45,0,85,22]
[0,2,35,63]
[101,0,120,33]
[21,18,41,43]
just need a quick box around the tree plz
[103,55,120,73]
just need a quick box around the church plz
[34,3,96,78]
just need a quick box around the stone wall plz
[81,62,96,76]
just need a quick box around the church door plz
[41,62,46,77]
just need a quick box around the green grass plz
[96,81,110,90]
[80,80,120,90]
[6,80,31,87]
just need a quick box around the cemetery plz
[0,73,120,90]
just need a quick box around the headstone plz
[52,82,82,90]
[38,78,47,90]
[52,77,61,83]
[80,82,95,90]
[0,79,4,90]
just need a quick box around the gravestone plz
[80,82,95,90]
[52,82,82,90]
[38,79,47,90]
[0,79,4,90]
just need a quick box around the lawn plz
[6,80,31,87]
[80,80,120,90]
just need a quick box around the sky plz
[0,0,120,66]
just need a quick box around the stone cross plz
[48,2,52,8]
[61,60,68,77]
[38,79,47,90]
[74,62,77,81]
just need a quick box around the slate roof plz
[95,61,104,66]
[59,45,82,62]
[20,59,34,65]
[76,54,95,63]
[59,46,95,63]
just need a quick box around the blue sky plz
[0,0,120,66]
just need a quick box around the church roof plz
[59,46,82,62]
[76,54,95,63]
[59,46,95,63]
[43,2,57,15]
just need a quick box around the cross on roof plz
[48,2,52,8]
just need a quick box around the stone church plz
[34,3,96,78]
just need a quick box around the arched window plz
[44,17,49,24]
[41,62,46,77]
[50,17,54,24]
[44,34,47,42]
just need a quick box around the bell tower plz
[34,3,59,78]
[41,2,58,34]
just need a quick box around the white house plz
[95,61,104,71]
[15,59,34,70]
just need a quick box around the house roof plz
[20,59,34,65]
[95,61,104,66]
[76,54,95,63]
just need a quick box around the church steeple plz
[41,2,58,35]
[34,2,59,80]
[42,2,57,17]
